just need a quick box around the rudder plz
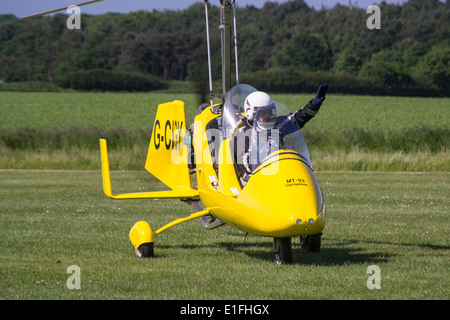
[145,100,193,192]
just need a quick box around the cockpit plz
[216,84,312,189]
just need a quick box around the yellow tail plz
[99,100,198,199]
[145,100,193,191]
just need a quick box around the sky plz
[1,0,427,18]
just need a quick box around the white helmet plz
[244,91,276,122]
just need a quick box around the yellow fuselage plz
[193,109,325,238]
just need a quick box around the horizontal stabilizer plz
[99,138,198,199]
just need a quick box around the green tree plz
[359,51,412,89]
[403,42,428,68]
[272,33,333,72]
[54,47,102,78]
[414,46,450,93]
[333,47,362,75]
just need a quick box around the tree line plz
[0,0,448,95]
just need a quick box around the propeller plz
[22,0,104,19]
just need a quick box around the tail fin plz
[145,100,193,191]
[99,100,198,200]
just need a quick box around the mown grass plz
[0,91,449,171]
[0,170,448,299]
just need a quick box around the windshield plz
[250,101,311,171]
[222,85,312,173]
[222,84,257,138]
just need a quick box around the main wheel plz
[300,233,322,253]
[273,237,292,264]
[134,242,154,258]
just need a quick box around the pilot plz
[236,83,328,185]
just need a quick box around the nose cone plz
[236,157,325,237]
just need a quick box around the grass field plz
[0,91,449,171]
[0,91,449,300]
[0,170,448,300]
[1,91,449,130]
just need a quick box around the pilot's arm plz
[293,84,328,128]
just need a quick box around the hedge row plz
[240,70,445,96]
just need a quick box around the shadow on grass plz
[154,240,393,265]
[150,235,448,265]
[237,237,448,265]
[216,241,395,266]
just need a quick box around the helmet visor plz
[255,104,277,129]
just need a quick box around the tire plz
[134,242,154,258]
[273,237,292,264]
[300,233,322,253]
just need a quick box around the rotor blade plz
[22,0,104,19]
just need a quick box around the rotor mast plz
[204,0,239,107]
[220,0,232,96]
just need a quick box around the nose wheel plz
[273,237,292,264]
[273,233,322,264]
[300,233,322,253]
